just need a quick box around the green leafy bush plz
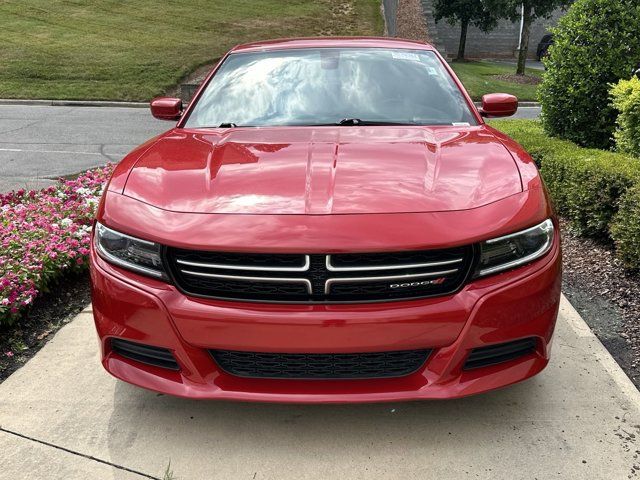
[539,0,640,149]
[493,120,640,269]
[611,184,640,270]
[611,77,640,157]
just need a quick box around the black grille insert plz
[464,338,537,370]
[166,246,475,303]
[211,349,431,379]
[111,339,179,371]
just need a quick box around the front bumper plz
[90,232,561,403]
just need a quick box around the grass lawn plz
[0,0,382,101]
[449,61,542,102]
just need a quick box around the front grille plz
[211,349,431,379]
[166,246,474,303]
[463,338,537,370]
[111,339,180,371]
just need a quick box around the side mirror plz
[150,97,183,121]
[479,93,518,118]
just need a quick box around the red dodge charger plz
[90,37,561,402]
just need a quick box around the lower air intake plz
[464,338,537,370]
[211,349,431,379]
[111,339,180,371]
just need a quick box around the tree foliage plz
[434,0,501,60]
[434,0,499,32]
[494,0,569,24]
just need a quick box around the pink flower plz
[0,164,113,323]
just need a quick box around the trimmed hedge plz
[611,184,640,269]
[493,119,640,270]
[611,77,640,157]
[539,0,640,149]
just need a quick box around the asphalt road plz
[0,105,166,193]
[508,105,541,120]
[0,104,541,193]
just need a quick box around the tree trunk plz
[516,3,532,75]
[457,18,469,61]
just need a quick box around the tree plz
[490,0,572,75]
[434,0,502,61]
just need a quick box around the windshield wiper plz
[201,120,450,128]
[336,118,421,126]
[338,118,362,125]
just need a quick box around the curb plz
[560,294,640,404]
[0,99,148,108]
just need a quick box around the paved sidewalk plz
[0,296,638,480]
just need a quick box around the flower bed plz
[0,165,113,325]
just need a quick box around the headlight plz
[475,219,554,277]
[94,222,166,279]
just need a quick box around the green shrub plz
[539,0,640,149]
[611,184,640,270]
[495,120,640,237]
[493,120,640,269]
[611,77,640,157]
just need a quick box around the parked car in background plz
[537,34,554,61]
[91,37,561,403]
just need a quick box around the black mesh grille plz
[111,339,179,371]
[464,338,537,370]
[166,246,474,303]
[211,349,431,379]
[174,275,309,302]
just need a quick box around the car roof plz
[230,37,436,54]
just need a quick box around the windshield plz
[184,48,477,128]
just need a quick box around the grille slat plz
[324,268,459,294]
[211,349,431,379]
[326,254,464,272]
[176,255,310,272]
[167,247,474,303]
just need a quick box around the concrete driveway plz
[0,296,638,480]
[0,104,541,194]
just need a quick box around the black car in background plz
[537,34,554,61]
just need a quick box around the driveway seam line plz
[0,427,161,480]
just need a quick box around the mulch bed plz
[395,0,431,42]
[561,220,640,388]
[491,74,542,85]
[0,271,91,382]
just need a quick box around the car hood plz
[122,126,522,215]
